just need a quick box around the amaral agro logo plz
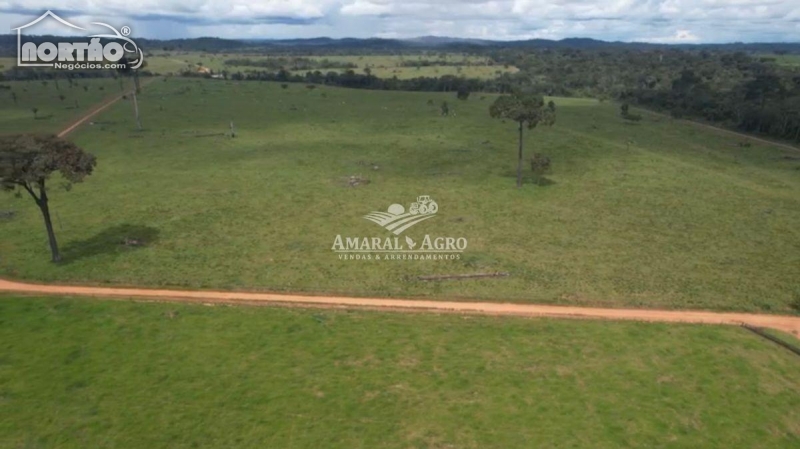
[364,195,439,235]
[332,195,468,261]
[14,10,144,70]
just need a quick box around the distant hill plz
[0,35,250,56]
[1,33,799,56]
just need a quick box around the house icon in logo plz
[13,11,85,67]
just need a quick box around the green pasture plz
[141,52,517,79]
[1,78,799,312]
[0,295,798,448]
[0,78,131,134]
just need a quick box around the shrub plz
[530,153,551,185]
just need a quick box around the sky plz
[1,0,799,43]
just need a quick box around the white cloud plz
[341,0,393,16]
[641,29,700,43]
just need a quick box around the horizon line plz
[2,33,799,45]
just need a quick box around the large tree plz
[0,135,96,262]
[490,91,556,188]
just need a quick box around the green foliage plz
[487,48,800,143]
[530,153,551,184]
[0,135,95,189]
[489,91,556,129]
[223,56,358,71]
[620,103,642,122]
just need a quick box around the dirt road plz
[1,278,798,334]
[35,84,799,336]
[58,78,155,138]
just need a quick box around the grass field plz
[0,78,799,312]
[0,78,130,134]
[142,52,518,79]
[0,57,14,70]
[0,295,798,448]
[759,53,800,67]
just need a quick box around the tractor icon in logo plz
[409,195,438,215]
[364,195,439,235]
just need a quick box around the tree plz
[457,87,470,101]
[31,107,38,119]
[489,91,556,188]
[0,135,96,262]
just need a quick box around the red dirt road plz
[1,278,798,335]
[33,81,798,337]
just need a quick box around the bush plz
[530,153,551,185]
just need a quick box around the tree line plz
[182,46,800,143]
[488,47,800,143]
[224,57,358,71]
[187,68,518,94]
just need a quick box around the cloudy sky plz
[2,0,799,43]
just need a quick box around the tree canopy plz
[489,91,556,129]
[1,134,96,190]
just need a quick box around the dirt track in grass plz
[35,80,800,336]
[2,278,799,335]
[57,77,155,138]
